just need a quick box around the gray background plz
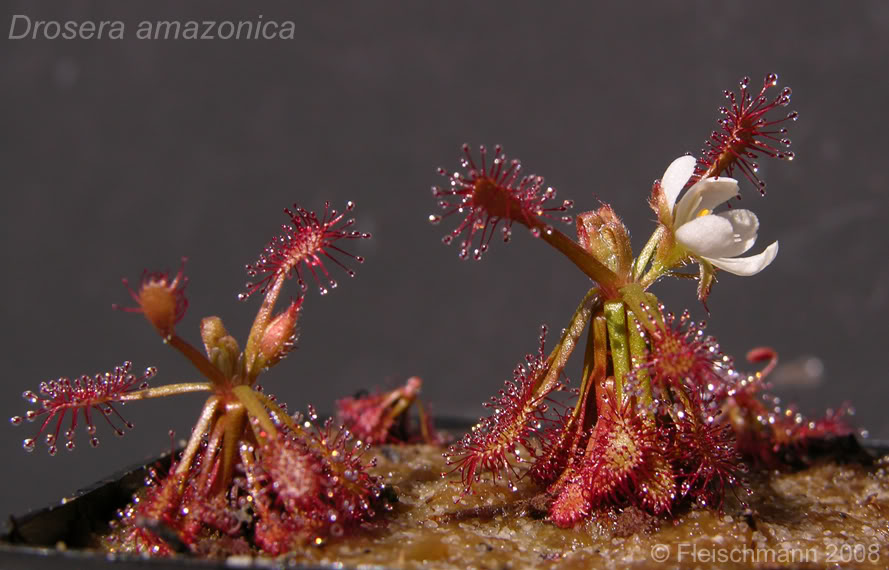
[2,1,888,518]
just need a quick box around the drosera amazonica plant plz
[430,73,856,526]
[336,376,444,446]
[11,200,395,555]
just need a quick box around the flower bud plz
[213,336,241,379]
[200,317,241,378]
[257,299,303,369]
[201,316,230,356]
[576,205,633,278]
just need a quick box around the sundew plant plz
[432,74,854,525]
[7,73,859,556]
[10,201,404,555]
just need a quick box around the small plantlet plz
[11,200,392,554]
[430,74,857,525]
[336,376,441,445]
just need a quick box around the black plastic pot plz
[2,431,885,569]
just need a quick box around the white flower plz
[660,156,778,276]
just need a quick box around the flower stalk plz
[604,301,631,401]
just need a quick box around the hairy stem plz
[592,313,608,404]
[632,226,665,282]
[215,403,247,494]
[574,310,608,425]
[244,274,286,378]
[604,301,631,402]
[197,414,227,492]
[639,265,661,289]
[175,396,220,476]
[118,382,212,402]
[168,335,228,386]
[626,311,653,408]
[639,244,692,289]
[531,288,601,398]
[550,313,608,494]
[640,262,678,290]
[232,385,278,439]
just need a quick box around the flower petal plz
[676,209,760,258]
[675,214,735,258]
[711,209,759,257]
[660,156,696,213]
[674,178,739,226]
[704,241,779,276]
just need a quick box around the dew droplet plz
[428,214,442,225]
[9,416,23,426]
[23,438,36,452]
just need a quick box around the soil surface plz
[204,443,889,569]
